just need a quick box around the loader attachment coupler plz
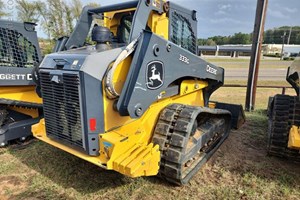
[214,102,246,129]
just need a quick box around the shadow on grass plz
[14,188,73,200]
[9,140,142,194]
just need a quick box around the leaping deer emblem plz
[148,65,163,86]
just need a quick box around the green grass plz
[224,79,290,86]
[205,57,293,69]
[211,86,295,110]
[205,58,250,62]
[205,58,285,62]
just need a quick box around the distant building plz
[198,44,300,57]
[198,45,252,57]
[262,44,300,56]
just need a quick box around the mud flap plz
[214,102,246,129]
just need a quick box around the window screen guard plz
[0,27,39,68]
[170,11,197,54]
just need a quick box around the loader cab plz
[0,20,41,86]
[102,2,198,54]
[61,1,198,54]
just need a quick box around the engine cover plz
[38,46,124,155]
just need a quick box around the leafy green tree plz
[263,26,300,45]
[0,0,8,18]
[64,1,74,33]
[35,0,100,39]
[229,32,251,44]
[199,26,300,46]
[35,1,52,39]
[35,0,68,39]
[71,0,83,21]
[206,39,216,46]
[264,29,274,44]
[209,36,230,45]
[87,2,100,8]
[48,0,65,37]
[16,0,40,23]
[198,38,207,46]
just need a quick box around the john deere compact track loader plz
[268,56,300,160]
[32,0,243,185]
[0,20,43,146]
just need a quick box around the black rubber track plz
[152,104,231,185]
[0,106,7,127]
[0,98,42,109]
[268,94,300,161]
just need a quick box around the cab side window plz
[170,11,197,54]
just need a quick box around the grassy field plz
[0,58,299,200]
[211,86,295,110]
[205,57,293,69]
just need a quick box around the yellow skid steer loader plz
[32,0,244,185]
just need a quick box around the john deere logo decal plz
[146,61,164,90]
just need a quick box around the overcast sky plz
[21,0,300,38]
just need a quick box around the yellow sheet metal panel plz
[209,102,216,109]
[104,8,136,36]
[148,12,169,40]
[0,86,42,104]
[180,80,208,95]
[288,126,300,150]
[100,87,206,174]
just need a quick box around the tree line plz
[198,26,300,46]
[0,0,99,39]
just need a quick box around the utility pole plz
[245,0,268,111]
[287,26,292,45]
[281,32,287,60]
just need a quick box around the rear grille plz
[39,71,84,149]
